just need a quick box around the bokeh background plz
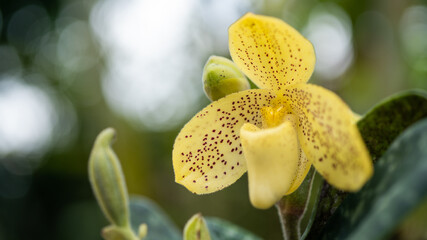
[0,0,426,239]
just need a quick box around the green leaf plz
[205,217,262,240]
[129,196,261,240]
[319,117,427,239]
[357,89,427,162]
[305,90,427,239]
[129,196,181,240]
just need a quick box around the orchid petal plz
[286,149,312,195]
[279,84,373,191]
[240,120,299,209]
[173,89,276,194]
[229,13,315,91]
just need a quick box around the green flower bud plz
[202,56,250,101]
[138,224,148,239]
[88,128,130,227]
[183,213,211,240]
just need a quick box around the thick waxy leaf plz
[129,197,261,240]
[357,90,427,162]
[279,84,373,192]
[205,217,262,240]
[319,118,427,240]
[229,13,315,91]
[129,196,181,240]
[173,89,275,194]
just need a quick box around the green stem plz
[276,203,302,240]
[102,225,140,240]
[275,168,320,240]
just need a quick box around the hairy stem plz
[275,168,320,240]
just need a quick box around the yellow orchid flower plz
[173,13,373,209]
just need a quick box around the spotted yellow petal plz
[229,13,315,91]
[286,149,312,195]
[173,89,276,194]
[279,84,373,191]
[240,120,299,209]
[273,114,312,195]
